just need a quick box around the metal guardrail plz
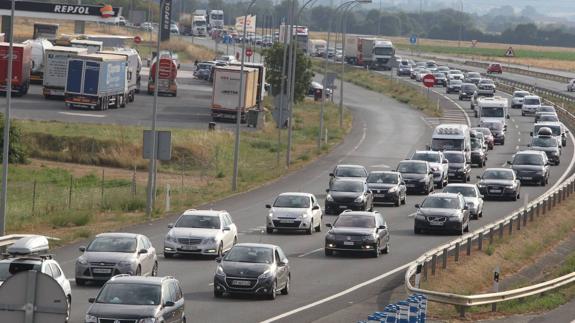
[404,72,575,315]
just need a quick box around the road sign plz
[410,34,417,45]
[423,74,435,88]
[246,47,253,57]
[471,39,478,48]
[505,46,515,57]
[324,72,337,89]
[134,35,142,44]
[143,130,172,161]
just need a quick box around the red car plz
[487,63,503,74]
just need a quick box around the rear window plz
[524,98,541,105]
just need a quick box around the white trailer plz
[99,48,142,101]
[211,66,258,122]
[307,39,327,57]
[42,46,88,98]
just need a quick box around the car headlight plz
[431,167,439,172]
[363,235,377,243]
[354,195,365,203]
[166,231,177,242]
[477,183,486,188]
[85,314,98,323]
[419,178,428,182]
[258,270,273,280]
[203,237,217,245]
[458,168,466,172]
[77,257,88,265]
[326,194,334,202]
[138,318,157,323]
[215,265,225,277]
[388,186,398,193]
[118,261,134,268]
[505,185,515,189]
[326,233,336,240]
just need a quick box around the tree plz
[0,116,26,164]
[263,43,313,104]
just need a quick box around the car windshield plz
[96,283,161,305]
[431,138,464,151]
[374,47,394,55]
[475,128,492,136]
[480,80,494,85]
[444,153,464,163]
[462,84,477,91]
[224,246,273,264]
[334,215,375,228]
[412,152,440,163]
[335,167,366,177]
[514,154,544,165]
[468,73,480,78]
[87,237,137,253]
[443,186,477,197]
[450,80,462,85]
[532,137,557,148]
[482,170,514,180]
[449,70,462,74]
[539,107,556,113]
[331,181,364,192]
[481,107,504,118]
[367,173,398,184]
[273,195,310,208]
[175,214,221,229]
[534,125,561,136]
[540,115,559,122]
[433,73,444,78]
[471,139,482,149]
[421,196,460,209]
[397,162,427,174]
[514,92,529,98]
[524,98,541,105]
[0,262,41,281]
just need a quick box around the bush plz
[120,198,146,212]
[0,114,27,163]
[48,210,92,228]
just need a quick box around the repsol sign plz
[53,5,90,15]
[0,1,121,18]
[159,0,173,41]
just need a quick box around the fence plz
[358,294,427,323]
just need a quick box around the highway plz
[54,60,575,322]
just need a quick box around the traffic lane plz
[64,74,433,322]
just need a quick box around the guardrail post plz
[548,196,553,211]
[517,214,521,231]
[489,227,494,245]
[478,232,483,251]
[431,255,437,276]
[423,261,428,281]
[442,248,448,269]
[466,237,472,256]
[552,192,557,207]
[455,242,460,262]
[530,207,535,222]
[499,223,504,240]
[523,210,528,227]
[458,305,466,318]
[508,219,513,235]
[542,200,547,215]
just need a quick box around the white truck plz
[279,24,309,53]
[99,48,142,102]
[475,96,510,130]
[209,10,224,30]
[211,66,258,122]
[192,15,208,36]
[430,124,472,163]
[307,39,327,57]
[344,36,395,70]
[70,39,103,54]
[23,38,53,83]
[42,46,88,99]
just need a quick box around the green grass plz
[396,44,575,61]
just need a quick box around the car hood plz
[401,173,427,180]
[512,165,544,172]
[88,303,159,319]
[512,97,525,102]
[471,148,484,154]
[82,252,135,263]
[329,192,362,199]
[418,208,461,217]
[448,163,466,169]
[531,146,559,153]
[367,183,396,190]
[169,227,221,239]
[427,162,442,170]
[481,117,504,124]
[328,227,374,236]
[480,179,514,186]
[270,207,307,218]
[221,261,271,277]
[463,197,479,205]
[334,176,366,181]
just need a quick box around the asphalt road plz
[54,66,575,322]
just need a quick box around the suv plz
[414,193,470,234]
[508,150,550,186]
[464,72,482,84]
[85,275,185,323]
[443,151,471,183]
[325,179,373,215]
[396,160,434,194]
[366,171,407,206]
[446,79,463,93]
[470,136,487,167]
[164,209,238,258]
[410,150,449,188]
[529,127,561,165]
[0,236,72,320]
[266,192,323,234]
[477,79,496,96]
[534,106,557,123]
[477,168,521,201]
[487,63,503,74]
[459,83,477,100]
[324,211,390,257]
[511,90,530,109]
[75,233,158,285]
[521,95,542,116]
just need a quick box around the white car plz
[216,55,237,64]
[447,69,465,80]
[266,192,323,234]
[567,79,575,92]
[0,236,72,320]
[164,209,238,257]
[511,90,530,109]
[416,69,431,82]
[522,95,542,116]
[443,184,484,219]
[410,150,449,188]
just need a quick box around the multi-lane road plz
[52,58,575,322]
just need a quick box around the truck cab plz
[192,15,207,36]
[475,96,509,130]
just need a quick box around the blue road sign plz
[410,35,417,45]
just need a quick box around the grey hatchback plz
[85,275,185,323]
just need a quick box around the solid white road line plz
[59,112,107,118]
[431,89,471,126]
[259,262,413,323]
[297,248,324,258]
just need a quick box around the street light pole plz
[458,0,463,48]
[339,2,359,129]
[232,0,258,191]
[0,0,15,236]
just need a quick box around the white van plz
[522,95,542,116]
[431,124,472,162]
[476,96,509,130]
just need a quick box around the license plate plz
[343,241,354,246]
[429,221,444,226]
[92,268,112,274]
[339,205,348,209]
[280,219,295,224]
[232,280,251,286]
[523,177,532,180]
[448,172,455,176]
[490,189,502,193]
[374,194,385,197]
[181,245,199,250]
[407,184,416,188]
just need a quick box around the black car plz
[329,164,368,186]
[325,179,373,215]
[508,150,550,186]
[470,137,487,167]
[481,120,505,145]
[459,83,477,101]
[324,211,390,257]
[366,171,407,207]
[464,72,482,84]
[477,168,521,201]
[443,151,471,182]
[414,192,470,235]
[446,79,462,93]
[85,276,185,323]
[396,160,434,194]
[213,243,290,299]
[433,72,447,86]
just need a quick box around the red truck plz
[148,56,178,96]
[0,42,32,96]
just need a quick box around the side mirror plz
[463,205,469,210]
[223,226,231,231]
[325,223,333,228]
[88,298,95,303]
[278,261,287,267]
[265,204,271,209]
[527,144,531,147]
[401,181,406,185]
[164,301,175,307]
[414,204,420,209]
[167,223,174,229]
[530,131,533,136]
[428,171,433,175]
[312,205,320,210]
[329,173,334,177]
[442,159,448,164]
[507,114,510,119]
[479,195,484,199]
[507,161,512,165]
[79,246,86,252]
[476,175,481,179]
[325,189,330,193]
[138,248,148,254]
[378,225,387,230]
[215,257,222,263]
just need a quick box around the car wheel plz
[217,243,224,257]
[438,179,444,189]
[151,262,158,277]
[306,221,313,235]
[464,222,470,232]
[233,236,238,245]
[266,227,274,234]
[214,287,224,298]
[383,241,390,254]
[521,111,525,116]
[281,275,290,295]
[135,266,141,276]
[541,178,546,186]
[75,278,86,286]
[512,193,518,201]
[268,281,277,300]
[325,248,333,256]
[458,224,465,235]
[394,198,400,207]
[371,240,380,258]
[401,194,407,205]
[315,220,321,232]
[65,295,71,323]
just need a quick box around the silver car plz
[266,192,323,234]
[164,209,238,258]
[75,232,158,286]
[443,184,484,219]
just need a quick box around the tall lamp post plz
[319,0,371,150]
[339,2,360,129]
[231,0,258,191]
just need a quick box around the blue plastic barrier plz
[360,294,427,323]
